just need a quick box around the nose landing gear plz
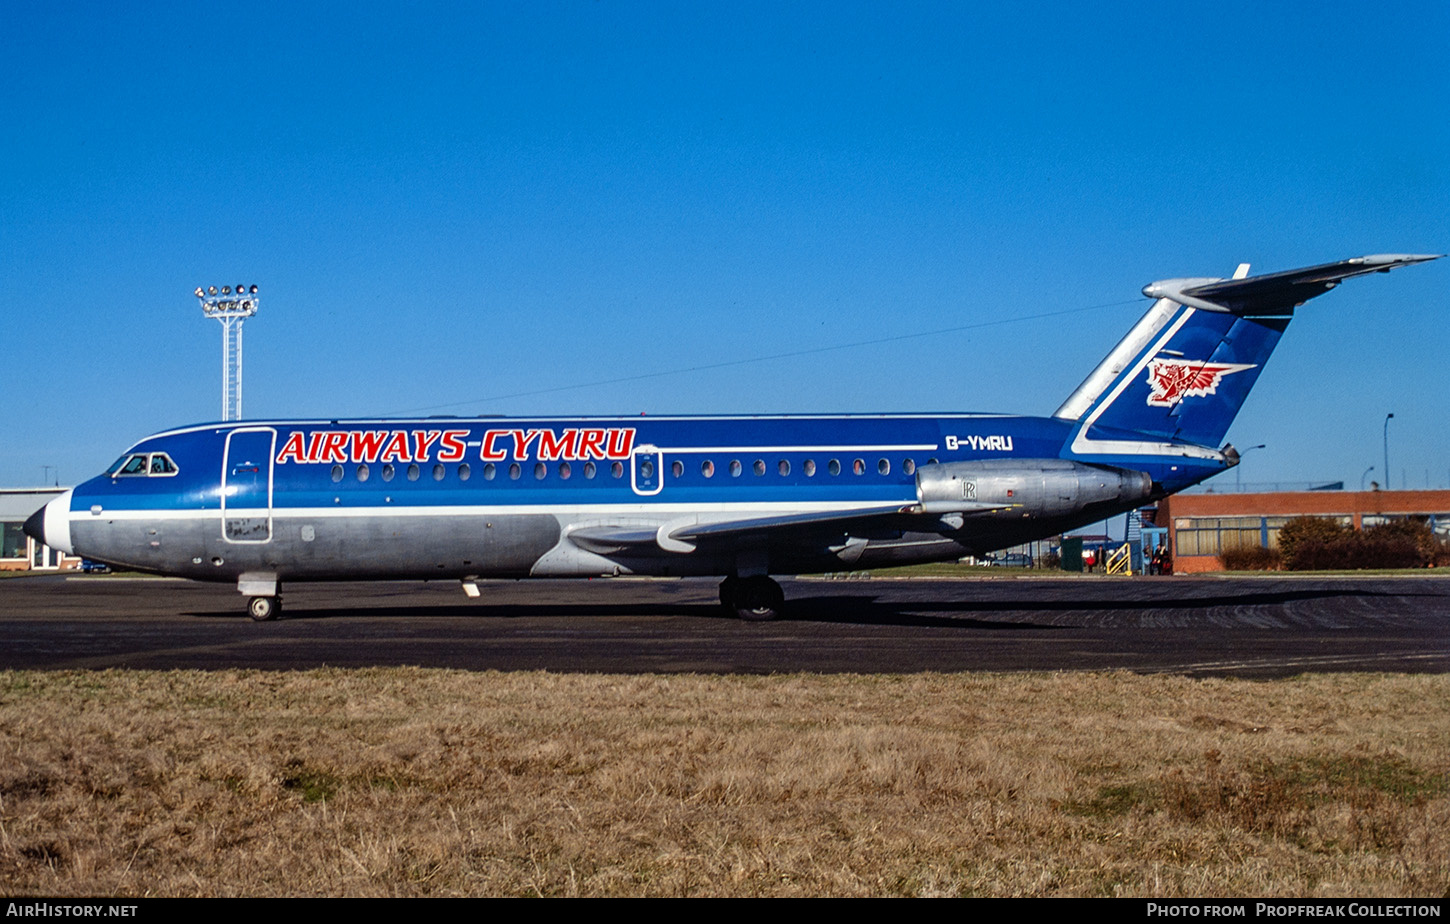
[240,573,281,621]
[247,595,282,621]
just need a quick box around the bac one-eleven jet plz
[26,254,1440,620]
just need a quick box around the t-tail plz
[1054,254,1441,458]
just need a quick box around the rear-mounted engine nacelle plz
[915,458,1152,518]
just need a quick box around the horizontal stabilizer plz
[1143,254,1442,317]
[1056,253,1441,438]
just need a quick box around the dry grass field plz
[0,669,1445,897]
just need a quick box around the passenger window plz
[534,462,547,480]
[559,462,572,480]
[730,460,742,478]
[671,460,683,478]
[381,464,395,482]
[804,459,816,477]
[753,459,765,476]
[701,460,715,478]
[584,461,597,479]
[611,461,624,478]
[331,465,344,483]
[509,463,521,480]
[483,463,496,480]
[458,463,471,481]
[357,464,370,482]
[853,459,865,475]
[828,459,841,476]
[903,459,916,475]
[407,463,420,481]
[778,460,790,476]
[878,458,890,475]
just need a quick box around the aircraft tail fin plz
[1054,254,1440,451]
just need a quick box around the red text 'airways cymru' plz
[275,428,638,465]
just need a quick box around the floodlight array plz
[196,283,260,318]
[195,282,260,421]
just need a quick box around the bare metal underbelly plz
[70,507,1079,582]
[72,512,562,581]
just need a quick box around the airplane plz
[25,253,1440,621]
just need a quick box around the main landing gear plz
[248,595,282,621]
[719,575,784,621]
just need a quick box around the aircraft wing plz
[1145,253,1442,317]
[567,525,667,549]
[566,499,1019,555]
[568,505,914,554]
[670,504,919,542]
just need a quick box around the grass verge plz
[0,669,1445,897]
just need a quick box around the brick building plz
[1157,489,1450,573]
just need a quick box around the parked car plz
[79,559,110,574]
[986,553,1033,568]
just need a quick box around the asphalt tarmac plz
[2,573,1447,677]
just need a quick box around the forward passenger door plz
[221,428,276,543]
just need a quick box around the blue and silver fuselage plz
[34,413,1203,582]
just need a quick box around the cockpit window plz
[112,452,179,477]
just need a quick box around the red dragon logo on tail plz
[1145,359,1256,407]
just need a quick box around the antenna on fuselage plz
[195,284,260,422]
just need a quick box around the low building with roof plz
[1156,488,1450,573]
[0,487,79,571]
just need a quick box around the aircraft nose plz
[24,490,74,555]
[23,506,46,545]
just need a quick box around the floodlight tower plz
[196,284,259,422]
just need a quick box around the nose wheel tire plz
[720,575,783,621]
[248,595,281,621]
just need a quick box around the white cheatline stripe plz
[71,498,913,522]
[656,444,937,453]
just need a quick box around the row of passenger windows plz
[330,457,933,484]
[329,461,628,483]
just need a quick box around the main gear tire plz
[732,576,783,622]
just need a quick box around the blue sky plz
[3,1,1446,490]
